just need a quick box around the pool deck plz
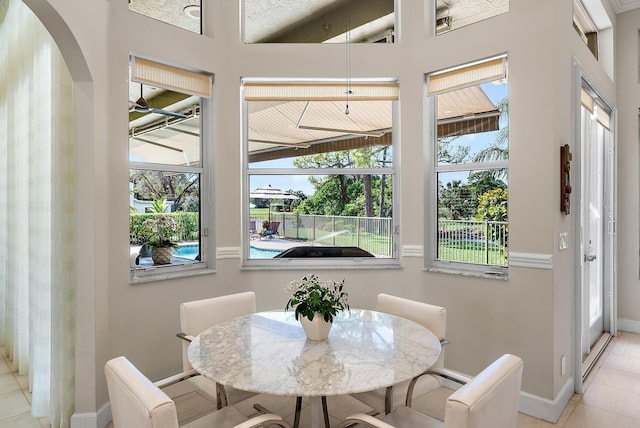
[249,238,310,251]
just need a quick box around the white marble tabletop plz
[187,309,441,398]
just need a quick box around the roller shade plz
[581,87,611,130]
[243,81,398,101]
[427,56,506,96]
[131,56,211,98]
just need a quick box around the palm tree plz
[472,98,508,179]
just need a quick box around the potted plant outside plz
[141,214,178,265]
[284,274,349,340]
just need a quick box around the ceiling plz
[609,0,640,13]
[127,0,640,40]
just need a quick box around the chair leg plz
[384,386,393,414]
[322,396,330,428]
[216,383,229,410]
[252,403,271,415]
[293,396,303,428]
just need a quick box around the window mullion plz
[435,160,508,173]
[249,167,394,175]
[130,161,203,174]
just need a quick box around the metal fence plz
[253,213,394,257]
[249,214,508,266]
[437,219,508,267]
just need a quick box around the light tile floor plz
[0,347,48,427]
[3,332,640,427]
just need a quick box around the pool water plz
[174,244,200,259]
[174,244,280,259]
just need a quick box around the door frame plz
[572,64,617,394]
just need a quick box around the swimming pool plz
[173,244,281,259]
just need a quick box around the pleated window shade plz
[427,57,506,96]
[131,56,211,98]
[243,81,399,101]
[581,87,611,130]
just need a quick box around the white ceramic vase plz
[300,313,332,340]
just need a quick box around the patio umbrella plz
[250,184,299,223]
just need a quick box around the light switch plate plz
[559,232,568,250]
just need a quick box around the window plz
[573,0,598,59]
[128,0,201,34]
[243,80,398,267]
[435,0,509,35]
[426,56,508,274]
[243,0,395,43]
[129,56,212,281]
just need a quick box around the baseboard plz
[70,401,111,428]
[617,318,640,334]
[443,372,574,423]
[519,377,574,423]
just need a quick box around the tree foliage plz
[293,146,392,217]
[130,170,199,212]
[475,188,508,222]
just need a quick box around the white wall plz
[615,9,640,330]
[17,0,633,424]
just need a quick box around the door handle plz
[584,254,597,262]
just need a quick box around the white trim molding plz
[71,401,111,428]
[401,245,423,257]
[509,252,553,269]
[217,247,241,259]
[519,377,575,423]
[617,318,640,334]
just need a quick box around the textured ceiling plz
[609,0,640,13]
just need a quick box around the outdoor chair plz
[105,356,291,428]
[339,354,523,428]
[351,293,448,415]
[175,292,258,410]
[261,221,280,238]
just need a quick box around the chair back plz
[444,354,523,428]
[180,292,256,370]
[377,293,447,368]
[105,356,179,428]
[268,221,280,233]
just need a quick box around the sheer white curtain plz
[0,0,76,426]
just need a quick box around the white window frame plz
[241,78,400,270]
[424,55,509,278]
[129,56,214,283]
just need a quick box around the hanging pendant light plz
[345,9,352,115]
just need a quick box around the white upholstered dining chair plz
[340,354,524,428]
[105,356,292,428]
[173,292,258,410]
[351,293,448,415]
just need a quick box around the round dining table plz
[188,309,441,428]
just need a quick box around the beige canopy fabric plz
[436,85,501,138]
[129,86,499,166]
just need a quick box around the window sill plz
[424,266,508,280]
[130,266,215,284]
[241,258,401,271]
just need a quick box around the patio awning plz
[128,85,500,165]
[436,85,501,138]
